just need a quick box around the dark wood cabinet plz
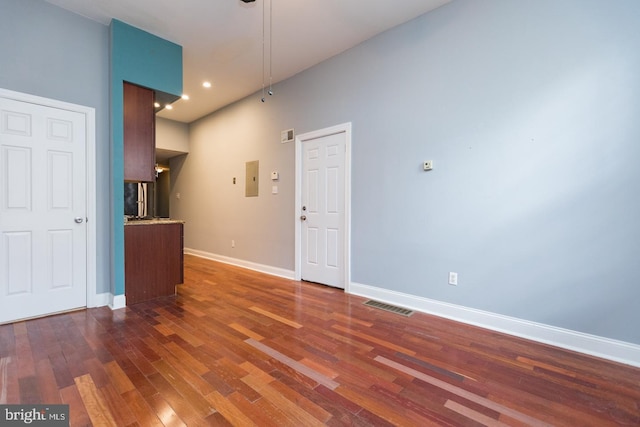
[125,222,183,305]
[124,82,155,182]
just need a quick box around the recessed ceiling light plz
[154,102,160,108]
[181,94,190,100]
[165,104,173,110]
[202,81,212,88]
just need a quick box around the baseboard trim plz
[350,282,640,368]
[109,294,126,310]
[92,293,111,308]
[185,248,295,280]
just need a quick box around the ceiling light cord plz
[268,0,273,97]
[261,0,266,102]
[260,0,273,102]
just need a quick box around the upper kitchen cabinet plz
[124,82,155,182]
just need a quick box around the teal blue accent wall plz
[110,19,182,296]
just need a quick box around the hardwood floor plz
[1,254,639,426]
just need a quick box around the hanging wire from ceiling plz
[269,0,273,97]
[261,0,273,102]
[261,0,265,102]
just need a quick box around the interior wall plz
[0,0,110,294]
[173,98,296,269]
[174,0,640,345]
[157,117,189,153]
[156,118,189,219]
[155,171,171,218]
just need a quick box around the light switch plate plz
[448,272,458,286]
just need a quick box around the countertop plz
[124,218,185,226]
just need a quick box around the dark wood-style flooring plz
[1,255,639,426]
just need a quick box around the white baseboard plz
[185,248,295,280]
[172,252,640,368]
[92,293,111,308]
[109,294,126,310]
[350,282,640,368]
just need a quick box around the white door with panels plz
[297,123,350,289]
[0,96,87,323]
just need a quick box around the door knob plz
[300,215,307,221]
[74,217,84,224]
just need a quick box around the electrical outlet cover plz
[448,272,458,285]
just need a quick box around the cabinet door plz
[125,223,183,305]
[124,82,155,182]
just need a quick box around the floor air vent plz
[363,300,414,317]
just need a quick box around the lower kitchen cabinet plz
[124,222,184,305]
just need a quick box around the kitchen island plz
[124,219,184,305]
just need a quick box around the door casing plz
[295,122,351,291]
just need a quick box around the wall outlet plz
[423,160,433,171]
[448,272,458,286]
[231,240,235,248]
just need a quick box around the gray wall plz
[0,0,111,294]
[174,0,640,344]
[155,171,171,218]
[156,117,189,153]
[173,98,297,268]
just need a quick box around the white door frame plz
[295,122,351,291]
[0,88,97,308]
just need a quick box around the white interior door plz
[0,96,87,323]
[297,124,350,289]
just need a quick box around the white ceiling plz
[43,0,450,123]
